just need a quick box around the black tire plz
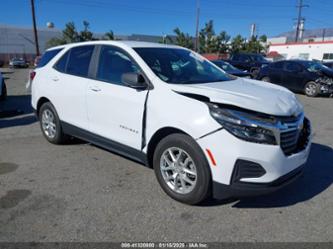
[250,68,259,78]
[39,102,68,144]
[153,133,211,205]
[0,81,7,101]
[261,76,271,83]
[304,81,320,97]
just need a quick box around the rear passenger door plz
[52,45,95,129]
[86,45,148,150]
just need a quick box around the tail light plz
[30,71,36,81]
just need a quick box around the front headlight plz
[208,103,277,145]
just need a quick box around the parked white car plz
[31,41,312,204]
[0,71,7,101]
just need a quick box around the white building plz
[268,40,333,61]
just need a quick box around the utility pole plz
[322,28,326,42]
[195,0,200,52]
[294,0,308,43]
[30,0,40,56]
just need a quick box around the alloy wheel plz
[305,82,317,96]
[41,109,57,139]
[160,147,197,194]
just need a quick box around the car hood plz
[170,78,303,116]
[320,67,333,78]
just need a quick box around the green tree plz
[104,30,115,40]
[216,31,231,54]
[230,35,246,53]
[62,21,79,43]
[199,20,220,53]
[79,21,94,41]
[173,28,193,49]
[245,36,265,53]
[45,37,66,49]
[46,21,96,48]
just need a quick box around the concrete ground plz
[0,68,332,242]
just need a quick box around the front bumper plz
[197,127,311,199]
[212,164,304,199]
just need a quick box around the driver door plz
[86,45,148,150]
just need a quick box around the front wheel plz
[304,81,320,97]
[153,134,211,205]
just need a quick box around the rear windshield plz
[36,48,62,68]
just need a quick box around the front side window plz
[134,48,232,84]
[66,45,94,77]
[96,46,140,85]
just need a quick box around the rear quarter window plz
[36,48,62,68]
[54,51,70,73]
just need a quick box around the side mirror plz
[121,72,147,90]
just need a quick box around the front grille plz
[280,117,311,156]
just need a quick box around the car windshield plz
[134,48,233,84]
[302,61,330,72]
[216,61,238,71]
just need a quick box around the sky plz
[1,0,332,38]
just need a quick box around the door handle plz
[89,86,101,92]
[52,76,59,82]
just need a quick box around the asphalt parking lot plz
[0,68,332,242]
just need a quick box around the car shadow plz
[0,95,37,128]
[200,143,333,208]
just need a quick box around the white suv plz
[31,41,311,204]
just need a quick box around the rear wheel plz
[0,81,7,101]
[261,76,271,83]
[39,102,68,144]
[304,81,320,97]
[153,133,211,205]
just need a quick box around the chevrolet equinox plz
[31,41,312,204]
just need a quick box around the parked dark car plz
[9,58,29,68]
[257,60,333,97]
[211,60,251,78]
[0,60,4,67]
[0,72,7,101]
[323,61,333,69]
[225,53,270,78]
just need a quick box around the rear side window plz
[37,48,62,68]
[66,45,94,77]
